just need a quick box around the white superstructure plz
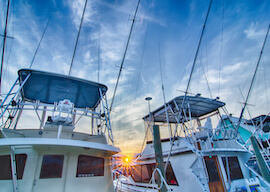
[114,95,270,192]
[0,69,120,192]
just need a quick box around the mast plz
[236,24,270,132]
[0,0,11,94]
[109,0,141,112]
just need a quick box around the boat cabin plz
[0,69,120,192]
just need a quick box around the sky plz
[1,0,270,155]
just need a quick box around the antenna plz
[145,97,152,115]
[158,44,172,140]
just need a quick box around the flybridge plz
[18,69,108,109]
[0,68,113,144]
[143,95,225,123]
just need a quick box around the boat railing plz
[0,75,114,144]
[244,163,270,189]
[146,168,172,192]
[255,136,270,171]
[0,100,104,127]
[197,136,245,152]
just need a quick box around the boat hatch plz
[143,95,225,123]
[18,69,108,109]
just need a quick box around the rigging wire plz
[262,60,269,113]
[29,18,51,69]
[199,58,213,98]
[68,0,88,76]
[132,0,154,155]
[218,0,225,97]
[97,27,100,83]
[132,20,150,154]
[3,37,14,93]
[109,0,141,112]
[158,43,172,141]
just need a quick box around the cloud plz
[244,23,267,40]
[67,0,96,28]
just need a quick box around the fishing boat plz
[218,114,270,179]
[114,95,270,192]
[217,115,270,148]
[0,69,120,192]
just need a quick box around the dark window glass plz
[166,163,178,185]
[141,164,150,183]
[131,165,142,182]
[40,155,64,179]
[263,124,270,133]
[76,155,104,177]
[205,157,220,182]
[222,156,243,181]
[130,162,178,186]
[0,154,27,180]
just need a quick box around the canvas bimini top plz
[143,95,225,123]
[18,69,108,109]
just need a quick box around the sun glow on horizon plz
[124,157,130,164]
[112,153,136,177]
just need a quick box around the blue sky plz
[1,0,270,154]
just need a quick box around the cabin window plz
[132,164,142,182]
[130,162,178,185]
[76,155,104,177]
[40,155,64,179]
[205,157,220,182]
[166,163,178,185]
[0,154,27,180]
[263,124,270,133]
[222,156,243,181]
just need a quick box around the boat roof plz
[245,115,270,126]
[143,95,225,123]
[18,69,108,109]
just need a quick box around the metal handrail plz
[144,168,171,192]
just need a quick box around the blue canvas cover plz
[18,69,108,109]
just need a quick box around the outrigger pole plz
[236,24,270,132]
[29,18,51,69]
[68,0,88,76]
[109,0,141,112]
[182,0,212,104]
[236,24,270,183]
[164,0,212,173]
[0,0,12,94]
